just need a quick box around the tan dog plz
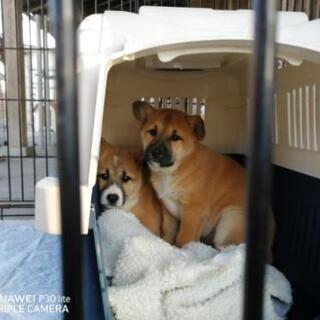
[98,139,177,243]
[133,101,274,251]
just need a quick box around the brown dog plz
[133,101,274,251]
[98,138,177,243]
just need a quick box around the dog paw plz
[174,239,186,248]
[162,232,176,245]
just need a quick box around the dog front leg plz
[162,208,179,245]
[175,205,206,248]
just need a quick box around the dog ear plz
[99,138,113,157]
[187,115,206,141]
[132,101,155,124]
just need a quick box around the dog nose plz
[151,147,163,159]
[107,193,119,204]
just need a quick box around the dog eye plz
[147,128,157,137]
[122,172,132,183]
[98,169,109,180]
[171,133,182,141]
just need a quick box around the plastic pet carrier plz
[34,7,320,320]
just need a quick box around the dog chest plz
[153,174,180,219]
[162,197,180,219]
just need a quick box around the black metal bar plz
[0,98,56,102]
[14,0,25,201]
[27,0,37,195]
[0,214,34,217]
[41,0,49,177]
[0,202,34,206]
[0,47,55,51]
[0,0,12,202]
[0,155,55,159]
[0,201,35,218]
[243,1,277,320]
[30,99,37,183]
[50,1,83,319]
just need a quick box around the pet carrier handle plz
[243,1,277,320]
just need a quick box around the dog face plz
[98,139,143,210]
[132,101,205,171]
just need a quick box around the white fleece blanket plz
[98,209,292,320]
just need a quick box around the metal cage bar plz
[50,0,83,319]
[41,0,50,177]
[243,0,277,319]
[0,0,13,202]
[26,0,37,200]
[14,0,25,201]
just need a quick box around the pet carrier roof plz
[78,7,319,65]
[36,7,320,234]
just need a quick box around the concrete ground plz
[0,157,57,219]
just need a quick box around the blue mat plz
[0,223,64,320]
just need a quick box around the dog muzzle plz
[145,143,173,167]
[100,183,125,209]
